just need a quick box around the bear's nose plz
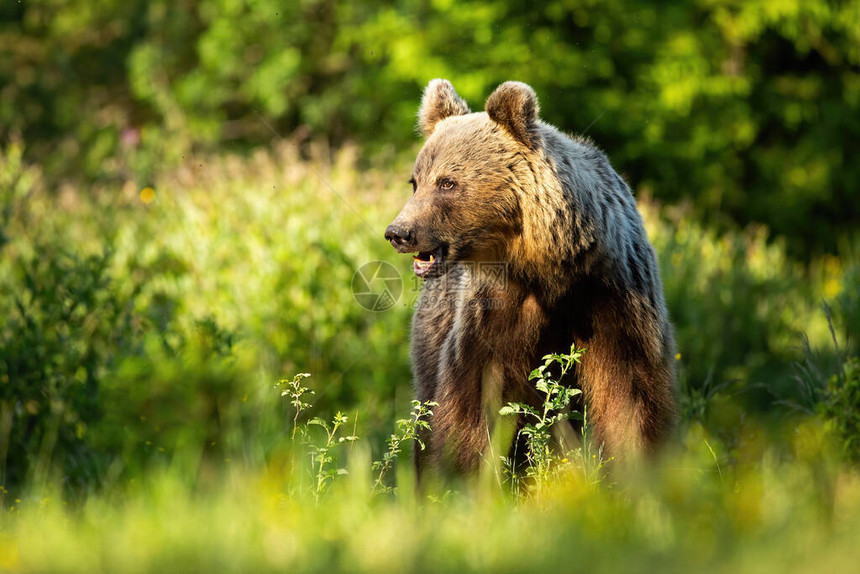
[384,224,414,251]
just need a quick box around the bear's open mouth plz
[412,247,444,278]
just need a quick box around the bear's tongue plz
[413,252,435,276]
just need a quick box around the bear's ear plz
[418,79,471,137]
[485,81,540,147]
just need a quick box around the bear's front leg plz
[421,350,494,478]
[415,290,546,482]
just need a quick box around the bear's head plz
[385,79,543,279]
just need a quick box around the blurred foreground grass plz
[0,140,859,572]
[3,431,860,573]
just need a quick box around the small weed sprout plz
[306,412,359,499]
[569,405,613,486]
[500,345,585,491]
[372,400,437,494]
[275,373,313,440]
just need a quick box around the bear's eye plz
[438,178,456,191]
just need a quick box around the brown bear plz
[385,79,677,478]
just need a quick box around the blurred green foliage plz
[1,2,860,567]
[821,356,860,463]
[0,140,414,495]
[0,139,857,497]
[1,0,859,254]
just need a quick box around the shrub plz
[822,356,860,463]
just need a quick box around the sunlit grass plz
[2,436,860,573]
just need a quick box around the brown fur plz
[386,80,677,479]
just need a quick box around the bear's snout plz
[384,224,415,252]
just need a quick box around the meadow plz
[1,137,859,572]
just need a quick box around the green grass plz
[1,141,859,572]
[3,435,860,573]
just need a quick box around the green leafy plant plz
[306,412,358,500]
[499,345,585,491]
[274,374,359,499]
[276,373,314,440]
[372,400,437,494]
